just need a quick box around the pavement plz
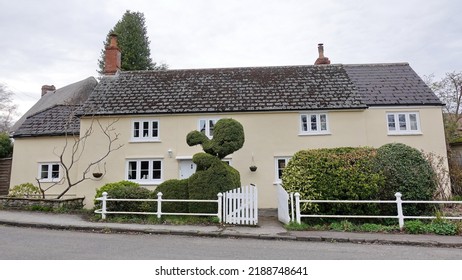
[0,209,461,248]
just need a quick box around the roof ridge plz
[120,64,347,74]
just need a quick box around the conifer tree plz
[98,10,167,74]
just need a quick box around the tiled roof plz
[11,77,97,134]
[13,105,80,138]
[16,63,442,138]
[344,63,442,106]
[78,64,367,116]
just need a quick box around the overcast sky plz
[1,0,461,116]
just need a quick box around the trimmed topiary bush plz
[94,181,153,212]
[186,118,244,213]
[374,143,437,216]
[8,183,42,198]
[154,179,189,213]
[282,147,385,215]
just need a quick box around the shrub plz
[404,220,428,234]
[374,143,437,216]
[185,119,244,213]
[8,183,42,198]
[188,155,240,213]
[0,132,13,158]
[430,219,458,235]
[282,147,385,215]
[94,181,153,212]
[154,179,189,213]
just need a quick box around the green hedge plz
[154,179,189,213]
[94,181,153,213]
[282,143,439,217]
[0,132,13,158]
[282,147,384,215]
[374,143,437,216]
[188,155,240,213]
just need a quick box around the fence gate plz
[222,185,258,225]
[276,184,292,224]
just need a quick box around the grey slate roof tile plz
[78,65,367,116]
[343,63,442,106]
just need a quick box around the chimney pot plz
[314,43,331,65]
[104,33,121,75]
[41,85,56,97]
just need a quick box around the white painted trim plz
[130,119,160,142]
[125,158,164,184]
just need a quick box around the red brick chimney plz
[41,85,56,97]
[314,43,331,65]
[104,34,121,75]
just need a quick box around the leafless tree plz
[36,113,123,199]
[425,71,462,196]
[426,72,462,142]
[0,83,18,133]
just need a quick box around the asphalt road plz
[0,225,461,260]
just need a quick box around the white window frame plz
[299,113,329,135]
[126,159,163,185]
[131,119,160,142]
[38,162,61,182]
[198,118,220,139]
[386,112,421,135]
[274,157,291,184]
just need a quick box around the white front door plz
[179,160,196,179]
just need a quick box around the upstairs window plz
[127,159,162,184]
[38,163,61,182]
[300,113,329,135]
[387,112,421,134]
[199,118,219,138]
[132,120,159,141]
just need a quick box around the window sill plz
[298,132,331,136]
[38,179,61,183]
[273,181,282,185]
[129,139,161,143]
[128,179,163,186]
[387,132,422,136]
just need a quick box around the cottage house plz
[10,39,447,208]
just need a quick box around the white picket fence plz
[222,184,258,225]
[277,184,462,229]
[95,185,259,225]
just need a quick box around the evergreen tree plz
[98,10,167,74]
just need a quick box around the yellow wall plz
[10,136,80,197]
[11,106,448,208]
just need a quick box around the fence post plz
[101,192,108,220]
[157,192,163,219]
[294,192,301,224]
[217,193,223,223]
[395,192,404,230]
[290,192,295,222]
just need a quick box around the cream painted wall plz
[11,106,448,208]
[10,136,80,197]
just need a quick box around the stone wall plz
[0,197,84,210]
[0,158,12,196]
